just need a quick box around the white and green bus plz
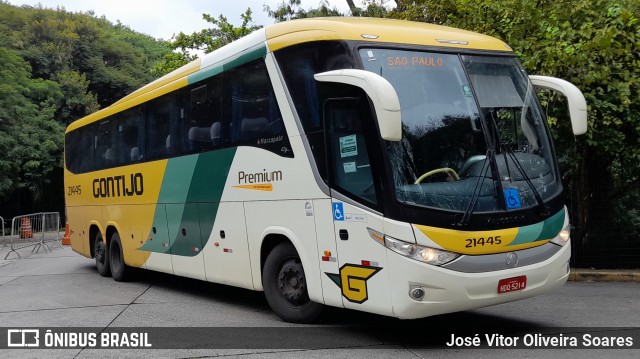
[64,18,587,322]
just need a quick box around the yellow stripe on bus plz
[266,18,511,53]
[413,224,548,255]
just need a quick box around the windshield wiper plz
[456,149,494,227]
[456,108,510,227]
[501,141,550,216]
[485,110,549,216]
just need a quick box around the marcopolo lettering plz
[93,173,144,198]
[238,169,283,184]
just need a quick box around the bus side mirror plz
[314,69,402,141]
[529,75,588,135]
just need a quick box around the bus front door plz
[324,97,392,315]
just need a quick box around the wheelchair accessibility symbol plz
[503,188,522,209]
[333,202,345,221]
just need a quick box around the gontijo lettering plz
[93,173,144,198]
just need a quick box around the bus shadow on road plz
[96,265,544,348]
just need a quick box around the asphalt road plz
[0,245,638,358]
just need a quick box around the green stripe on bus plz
[138,148,236,256]
[169,148,236,256]
[508,208,565,247]
[509,222,544,246]
[222,45,267,71]
[188,44,267,84]
[189,65,224,85]
[536,207,565,241]
[139,156,198,253]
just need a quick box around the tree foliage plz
[264,0,342,22]
[0,2,172,214]
[152,9,262,76]
[153,1,393,75]
[264,0,393,21]
[0,43,62,198]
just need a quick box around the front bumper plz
[387,241,570,319]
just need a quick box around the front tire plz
[109,232,131,282]
[94,232,110,277]
[262,242,323,323]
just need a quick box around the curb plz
[569,269,640,282]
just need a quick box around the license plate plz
[497,276,527,294]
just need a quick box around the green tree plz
[264,0,342,21]
[0,45,63,199]
[53,70,99,125]
[153,8,262,76]
[351,0,392,17]
[264,0,391,21]
[0,2,172,214]
[8,4,170,108]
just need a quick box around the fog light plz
[410,287,425,300]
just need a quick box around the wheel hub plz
[277,259,307,305]
[95,243,104,263]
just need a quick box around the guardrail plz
[4,212,62,260]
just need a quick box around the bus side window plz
[229,61,270,144]
[120,108,144,163]
[65,127,94,173]
[146,94,177,160]
[184,76,223,153]
[228,59,290,156]
[94,120,113,169]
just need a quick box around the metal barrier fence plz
[0,216,5,250]
[569,199,640,269]
[4,212,62,260]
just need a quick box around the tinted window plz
[119,108,144,164]
[146,93,178,161]
[275,41,356,134]
[274,41,357,178]
[227,60,292,157]
[182,77,224,153]
[65,57,292,174]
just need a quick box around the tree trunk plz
[345,0,357,11]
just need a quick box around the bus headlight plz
[384,235,459,266]
[551,225,570,247]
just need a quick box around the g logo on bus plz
[325,264,381,304]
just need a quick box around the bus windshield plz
[360,49,560,213]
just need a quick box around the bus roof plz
[66,17,511,133]
[265,17,511,52]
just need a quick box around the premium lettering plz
[238,169,283,184]
[93,173,144,198]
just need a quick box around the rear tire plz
[262,242,323,323]
[94,232,110,277]
[109,232,131,282]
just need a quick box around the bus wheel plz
[108,232,131,282]
[262,242,323,323]
[94,232,111,277]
